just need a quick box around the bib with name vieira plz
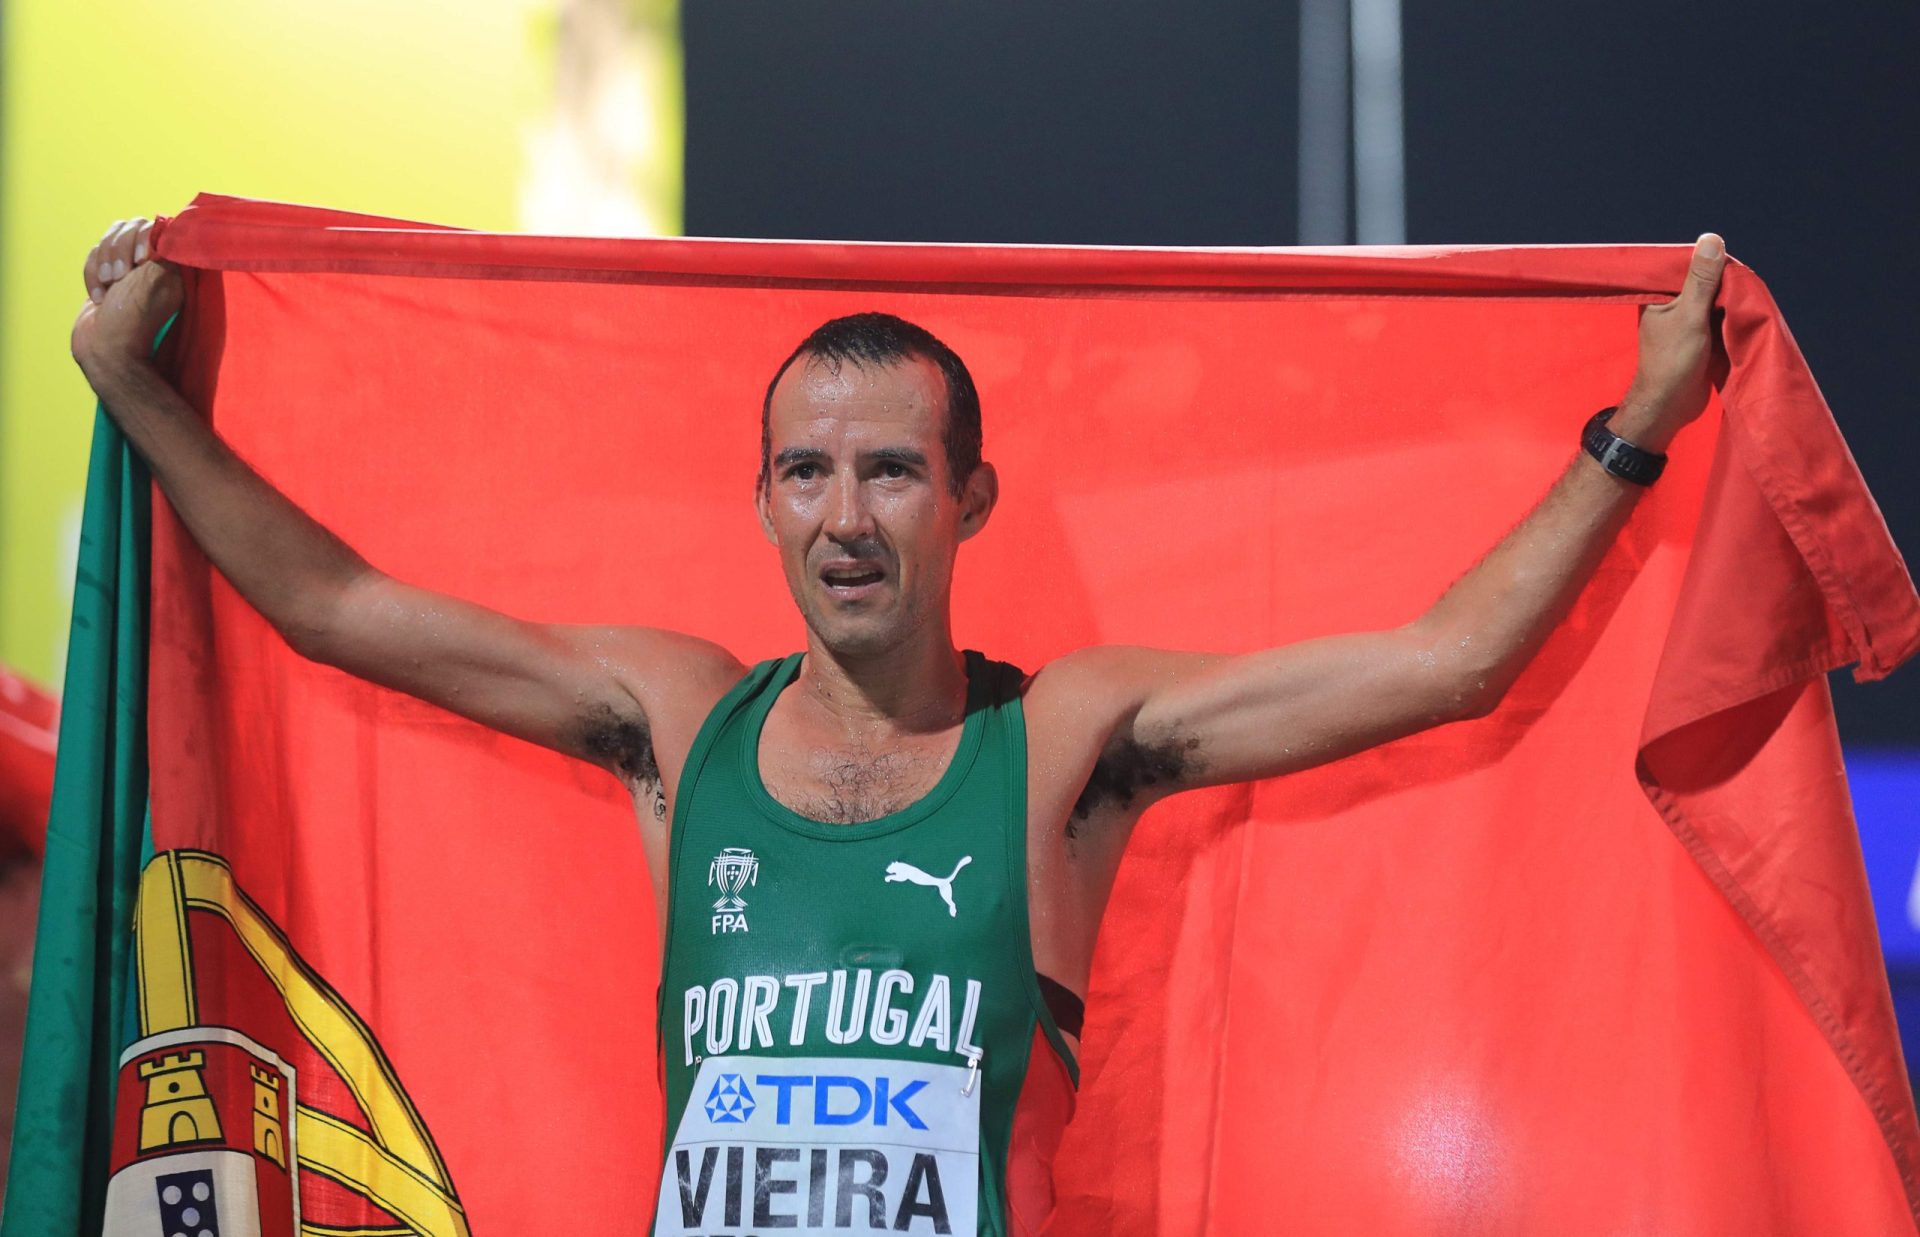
[655,651,1081,1237]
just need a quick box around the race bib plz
[655,1055,980,1236]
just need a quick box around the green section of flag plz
[0,400,152,1234]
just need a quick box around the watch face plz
[1583,410,1659,484]
[1594,437,1656,485]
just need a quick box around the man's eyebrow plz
[772,446,929,470]
[866,447,929,467]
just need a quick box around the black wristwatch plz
[1581,407,1666,486]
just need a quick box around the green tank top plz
[652,650,1079,1236]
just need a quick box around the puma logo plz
[884,856,973,918]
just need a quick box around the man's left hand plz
[1612,233,1727,451]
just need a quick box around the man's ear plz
[957,461,998,543]
[755,478,778,545]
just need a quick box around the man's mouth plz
[819,561,888,596]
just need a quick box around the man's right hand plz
[57,217,744,866]
[72,218,181,387]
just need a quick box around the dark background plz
[682,1,1919,744]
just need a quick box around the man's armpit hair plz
[1068,729,1204,838]
[577,701,660,786]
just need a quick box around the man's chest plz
[651,661,1148,992]
[755,719,965,825]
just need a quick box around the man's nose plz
[826,470,875,540]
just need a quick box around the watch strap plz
[1582,406,1667,486]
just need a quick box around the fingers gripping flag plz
[6,193,1917,1235]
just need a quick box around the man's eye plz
[791,463,819,481]
[881,462,909,479]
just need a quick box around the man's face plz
[757,353,994,658]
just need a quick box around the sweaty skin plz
[71,219,1727,1059]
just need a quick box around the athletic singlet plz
[653,651,1080,1236]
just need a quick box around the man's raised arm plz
[1071,233,1729,801]
[69,220,741,788]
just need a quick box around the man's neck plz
[794,627,968,738]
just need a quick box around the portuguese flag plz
[6,194,1918,1234]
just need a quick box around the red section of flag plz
[0,667,57,858]
[145,194,1919,1234]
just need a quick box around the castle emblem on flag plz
[708,846,759,935]
[104,849,470,1237]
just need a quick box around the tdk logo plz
[703,1073,930,1130]
[703,1073,755,1123]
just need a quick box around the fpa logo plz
[708,847,759,934]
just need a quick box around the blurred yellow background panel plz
[0,0,681,685]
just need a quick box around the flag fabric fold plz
[8,191,1917,1235]
[1,407,152,1234]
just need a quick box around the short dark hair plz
[758,312,982,497]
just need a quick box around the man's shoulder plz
[1011,645,1181,737]
[1011,647,1205,843]
[606,628,751,719]
[1021,644,1185,697]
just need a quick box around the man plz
[72,219,1725,1235]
